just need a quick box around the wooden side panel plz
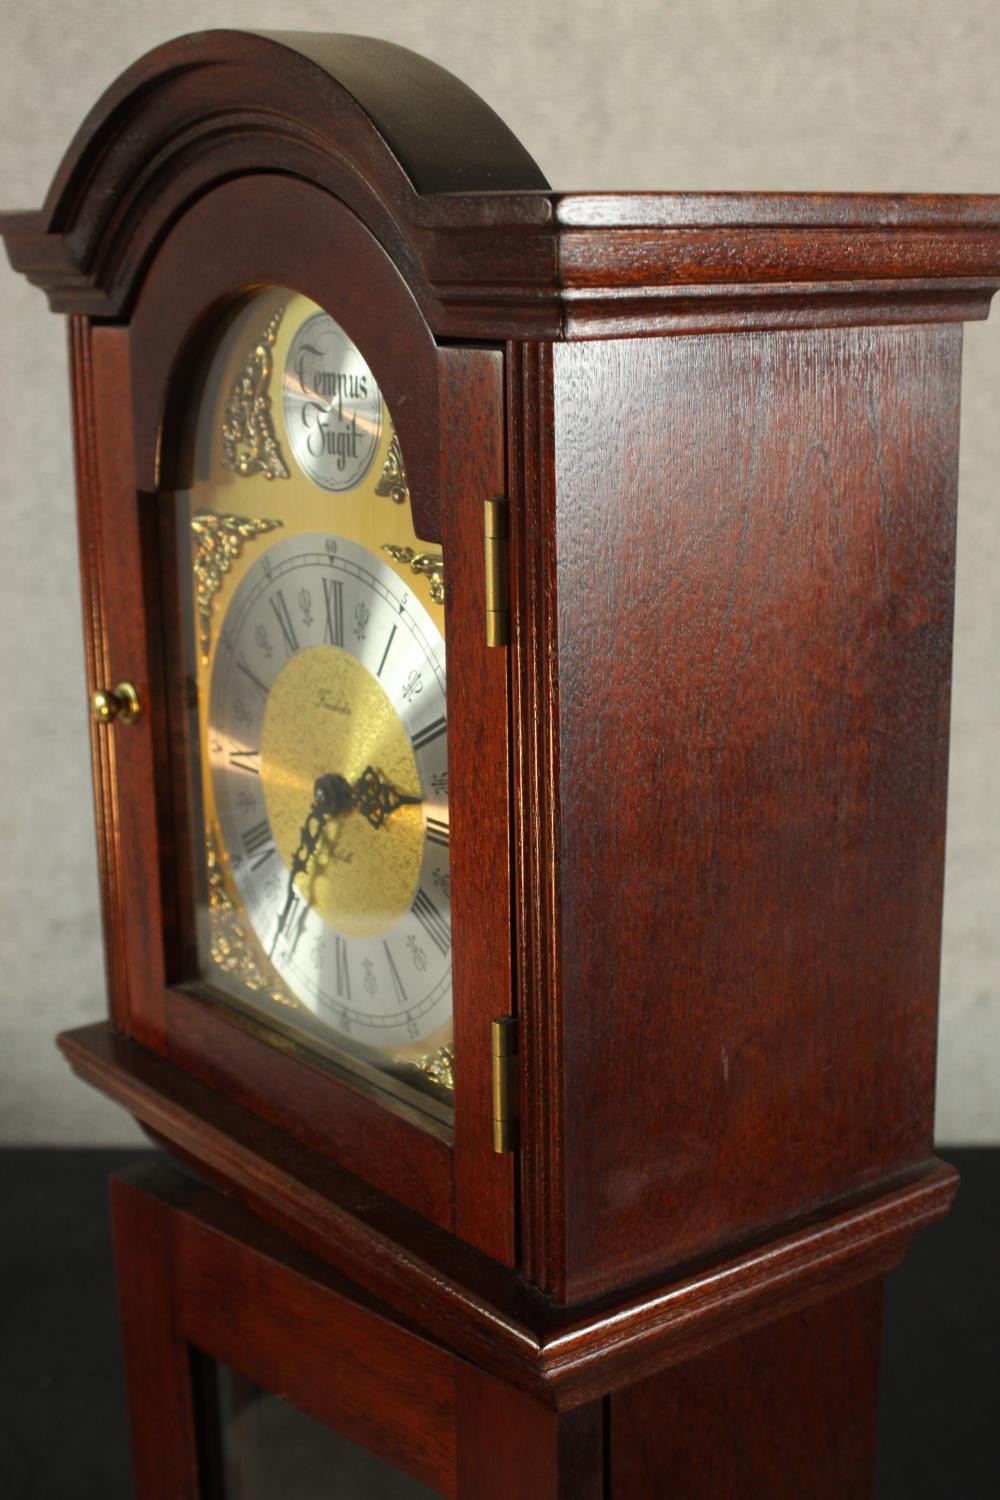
[456,1367,603,1500]
[611,1278,881,1500]
[175,1208,457,1496]
[110,1175,202,1498]
[551,325,961,1300]
[70,318,168,1041]
[440,346,517,1265]
[611,1280,882,1499]
[111,1165,458,1500]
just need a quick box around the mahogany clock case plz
[4,27,1000,1328]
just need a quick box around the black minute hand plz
[268,777,346,959]
[268,768,421,960]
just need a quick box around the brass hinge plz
[483,497,510,647]
[491,1016,519,1153]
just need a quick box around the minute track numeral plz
[412,888,450,956]
[383,940,408,1005]
[269,590,299,656]
[335,936,351,1000]
[228,746,260,775]
[411,716,446,753]
[323,577,345,647]
[377,623,397,678]
[426,816,449,848]
[237,655,268,699]
[241,819,275,871]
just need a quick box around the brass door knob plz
[90,681,141,725]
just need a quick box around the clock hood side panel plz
[549,326,960,1303]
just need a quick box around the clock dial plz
[175,287,452,1112]
[209,532,450,1051]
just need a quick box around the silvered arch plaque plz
[283,312,384,491]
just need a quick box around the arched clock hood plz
[0,30,551,323]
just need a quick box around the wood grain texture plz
[110,1174,203,1498]
[69,321,169,1045]
[439,346,517,1265]
[0,30,555,334]
[611,1280,882,1499]
[546,324,963,1301]
[163,989,454,1232]
[6,33,1000,344]
[113,1164,458,1498]
[507,341,563,1290]
[60,1023,957,1414]
[455,1367,603,1500]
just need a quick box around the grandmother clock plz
[4,30,999,1498]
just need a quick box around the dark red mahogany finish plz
[5,28,1000,1498]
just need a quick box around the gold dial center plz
[260,644,423,938]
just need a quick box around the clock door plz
[175,288,453,1120]
[76,174,515,1263]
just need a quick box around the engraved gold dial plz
[176,287,452,1112]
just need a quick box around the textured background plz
[0,0,997,1144]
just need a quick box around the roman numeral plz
[411,716,446,753]
[377,623,397,678]
[270,590,299,656]
[323,577,344,646]
[241,819,275,871]
[412,888,450,956]
[426,816,449,849]
[383,941,408,1006]
[335,936,351,1000]
[228,747,260,775]
[237,655,268,699]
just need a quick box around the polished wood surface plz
[439,346,517,1265]
[112,1165,459,1498]
[62,1022,958,1416]
[531,322,963,1300]
[69,320,170,1043]
[611,1281,882,1499]
[112,1169,204,1498]
[112,1162,893,1498]
[4,34,1000,344]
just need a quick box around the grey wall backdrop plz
[1,0,997,1145]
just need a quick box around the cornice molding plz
[3,33,1000,339]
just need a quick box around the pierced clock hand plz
[350,765,422,830]
[268,783,338,960]
[268,768,421,959]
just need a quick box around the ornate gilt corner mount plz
[375,429,409,505]
[205,830,302,1011]
[381,544,445,605]
[191,510,283,663]
[221,307,290,481]
[415,1043,454,1094]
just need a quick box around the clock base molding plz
[62,1022,954,1417]
[112,1156,896,1497]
